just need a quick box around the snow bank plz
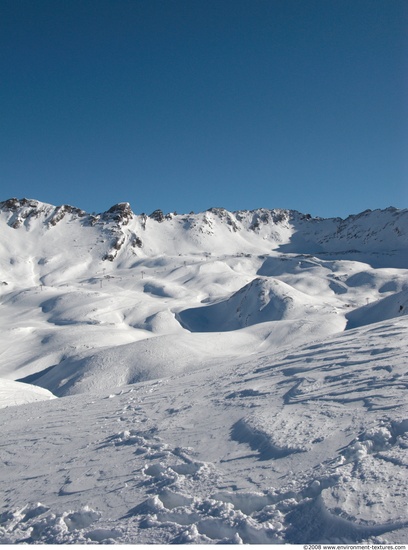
[0,379,56,409]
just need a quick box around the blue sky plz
[1,0,407,218]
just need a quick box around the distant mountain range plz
[1,198,407,266]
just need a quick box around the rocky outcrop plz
[101,203,133,226]
[48,205,86,226]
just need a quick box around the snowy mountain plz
[0,198,407,544]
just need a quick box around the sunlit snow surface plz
[0,200,407,544]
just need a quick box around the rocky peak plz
[0,198,41,211]
[101,203,133,226]
[0,198,52,228]
[149,209,165,222]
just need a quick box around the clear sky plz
[1,0,407,218]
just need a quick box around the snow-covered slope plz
[0,198,407,544]
[0,379,55,408]
[1,317,407,544]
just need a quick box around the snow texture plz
[0,198,407,544]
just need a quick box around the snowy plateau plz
[0,197,408,545]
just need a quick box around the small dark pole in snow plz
[141,271,145,280]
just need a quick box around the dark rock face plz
[149,209,165,222]
[0,198,40,211]
[245,209,289,232]
[147,208,177,222]
[48,205,86,226]
[0,198,46,228]
[131,236,143,248]
[103,203,133,225]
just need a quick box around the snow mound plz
[0,379,56,409]
[231,416,305,459]
[28,336,203,396]
[0,503,106,544]
[29,330,260,396]
[178,277,318,332]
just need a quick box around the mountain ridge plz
[1,198,407,265]
[1,196,404,225]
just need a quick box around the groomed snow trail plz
[1,317,407,544]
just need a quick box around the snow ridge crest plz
[0,198,406,261]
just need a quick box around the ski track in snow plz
[0,200,408,543]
